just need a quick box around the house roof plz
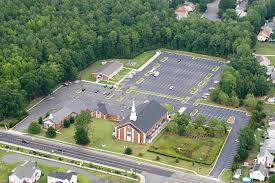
[175,6,188,14]
[96,103,108,115]
[44,107,73,124]
[235,169,242,176]
[117,100,167,133]
[93,61,123,77]
[258,148,273,158]
[252,163,268,176]
[48,171,76,180]
[271,72,275,80]
[11,161,39,179]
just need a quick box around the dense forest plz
[0,0,273,121]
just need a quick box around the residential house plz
[257,147,274,168]
[267,125,275,139]
[91,61,123,81]
[250,163,268,181]
[257,26,273,42]
[175,2,195,20]
[271,72,275,84]
[9,161,41,183]
[113,99,169,144]
[233,169,242,179]
[47,171,77,183]
[43,107,77,130]
[90,102,124,122]
[262,138,275,153]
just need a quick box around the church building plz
[113,99,169,144]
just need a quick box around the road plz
[0,131,222,183]
[202,0,221,22]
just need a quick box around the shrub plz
[28,122,41,134]
[175,158,179,163]
[124,147,132,155]
[46,127,56,138]
[69,116,75,124]
[63,119,70,128]
[138,152,143,157]
[269,175,275,183]
[156,156,160,161]
[38,117,43,124]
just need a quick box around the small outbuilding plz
[91,61,123,81]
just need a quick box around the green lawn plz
[110,67,132,82]
[40,119,216,175]
[255,42,275,55]
[121,50,157,69]
[161,48,226,62]
[148,135,225,165]
[56,119,146,154]
[79,61,102,81]
[161,103,175,113]
[219,169,232,183]
[268,56,275,65]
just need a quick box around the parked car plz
[202,95,208,99]
[209,87,215,91]
[203,93,210,96]
[169,86,174,90]
[104,85,108,88]
[126,75,133,79]
[109,86,114,89]
[214,80,219,84]
[63,83,69,86]
[94,89,99,93]
[81,88,86,92]
[22,139,29,144]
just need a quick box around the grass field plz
[268,56,275,65]
[148,135,225,165]
[40,119,216,175]
[79,61,102,81]
[219,169,232,183]
[121,50,157,69]
[161,48,227,62]
[255,42,275,55]
[56,119,146,154]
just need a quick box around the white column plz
[124,126,126,140]
[138,133,140,144]
[131,128,134,143]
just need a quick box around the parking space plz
[120,52,223,99]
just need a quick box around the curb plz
[0,141,142,182]
[15,131,198,175]
[197,102,247,113]
[208,128,232,177]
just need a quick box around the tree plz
[124,147,132,155]
[28,122,41,134]
[223,9,238,20]
[63,119,70,128]
[165,121,179,135]
[69,116,75,124]
[74,127,90,145]
[75,111,92,129]
[230,96,240,107]
[193,115,206,127]
[244,94,257,111]
[46,127,56,138]
[219,0,236,12]
[269,174,275,183]
[38,117,43,124]
[218,91,230,105]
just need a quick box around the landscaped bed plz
[148,135,225,165]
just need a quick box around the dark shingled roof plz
[96,103,108,115]
[117,100,167,133]
[48,171,76,180]
[94,61,123,77]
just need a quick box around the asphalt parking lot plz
[120,52,223,99]
[12,51,249,178]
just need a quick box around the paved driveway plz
[202,0,221,21]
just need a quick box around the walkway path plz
[1,153,102,183]
[202,0,221,22]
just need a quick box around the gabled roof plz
[44,107,73,124]
[96,103,108,115]
[93,61,123,77]
[11,161,39,179]
[48,171,76,181]
[252,163,268,176]
[175,6,188,14]
[117,100,167,133]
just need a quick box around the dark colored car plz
[95,89,99,93]
[22,139,29,144]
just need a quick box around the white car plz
[202,95,208,99]
[209,87,215,91]
[214,80,219,84]
[203,93,210,96]
[131,71,136,76]
[169,86,174,90]
[126,75,133,79]
[153,71,159,77]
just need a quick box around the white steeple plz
[130,98,137,121]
